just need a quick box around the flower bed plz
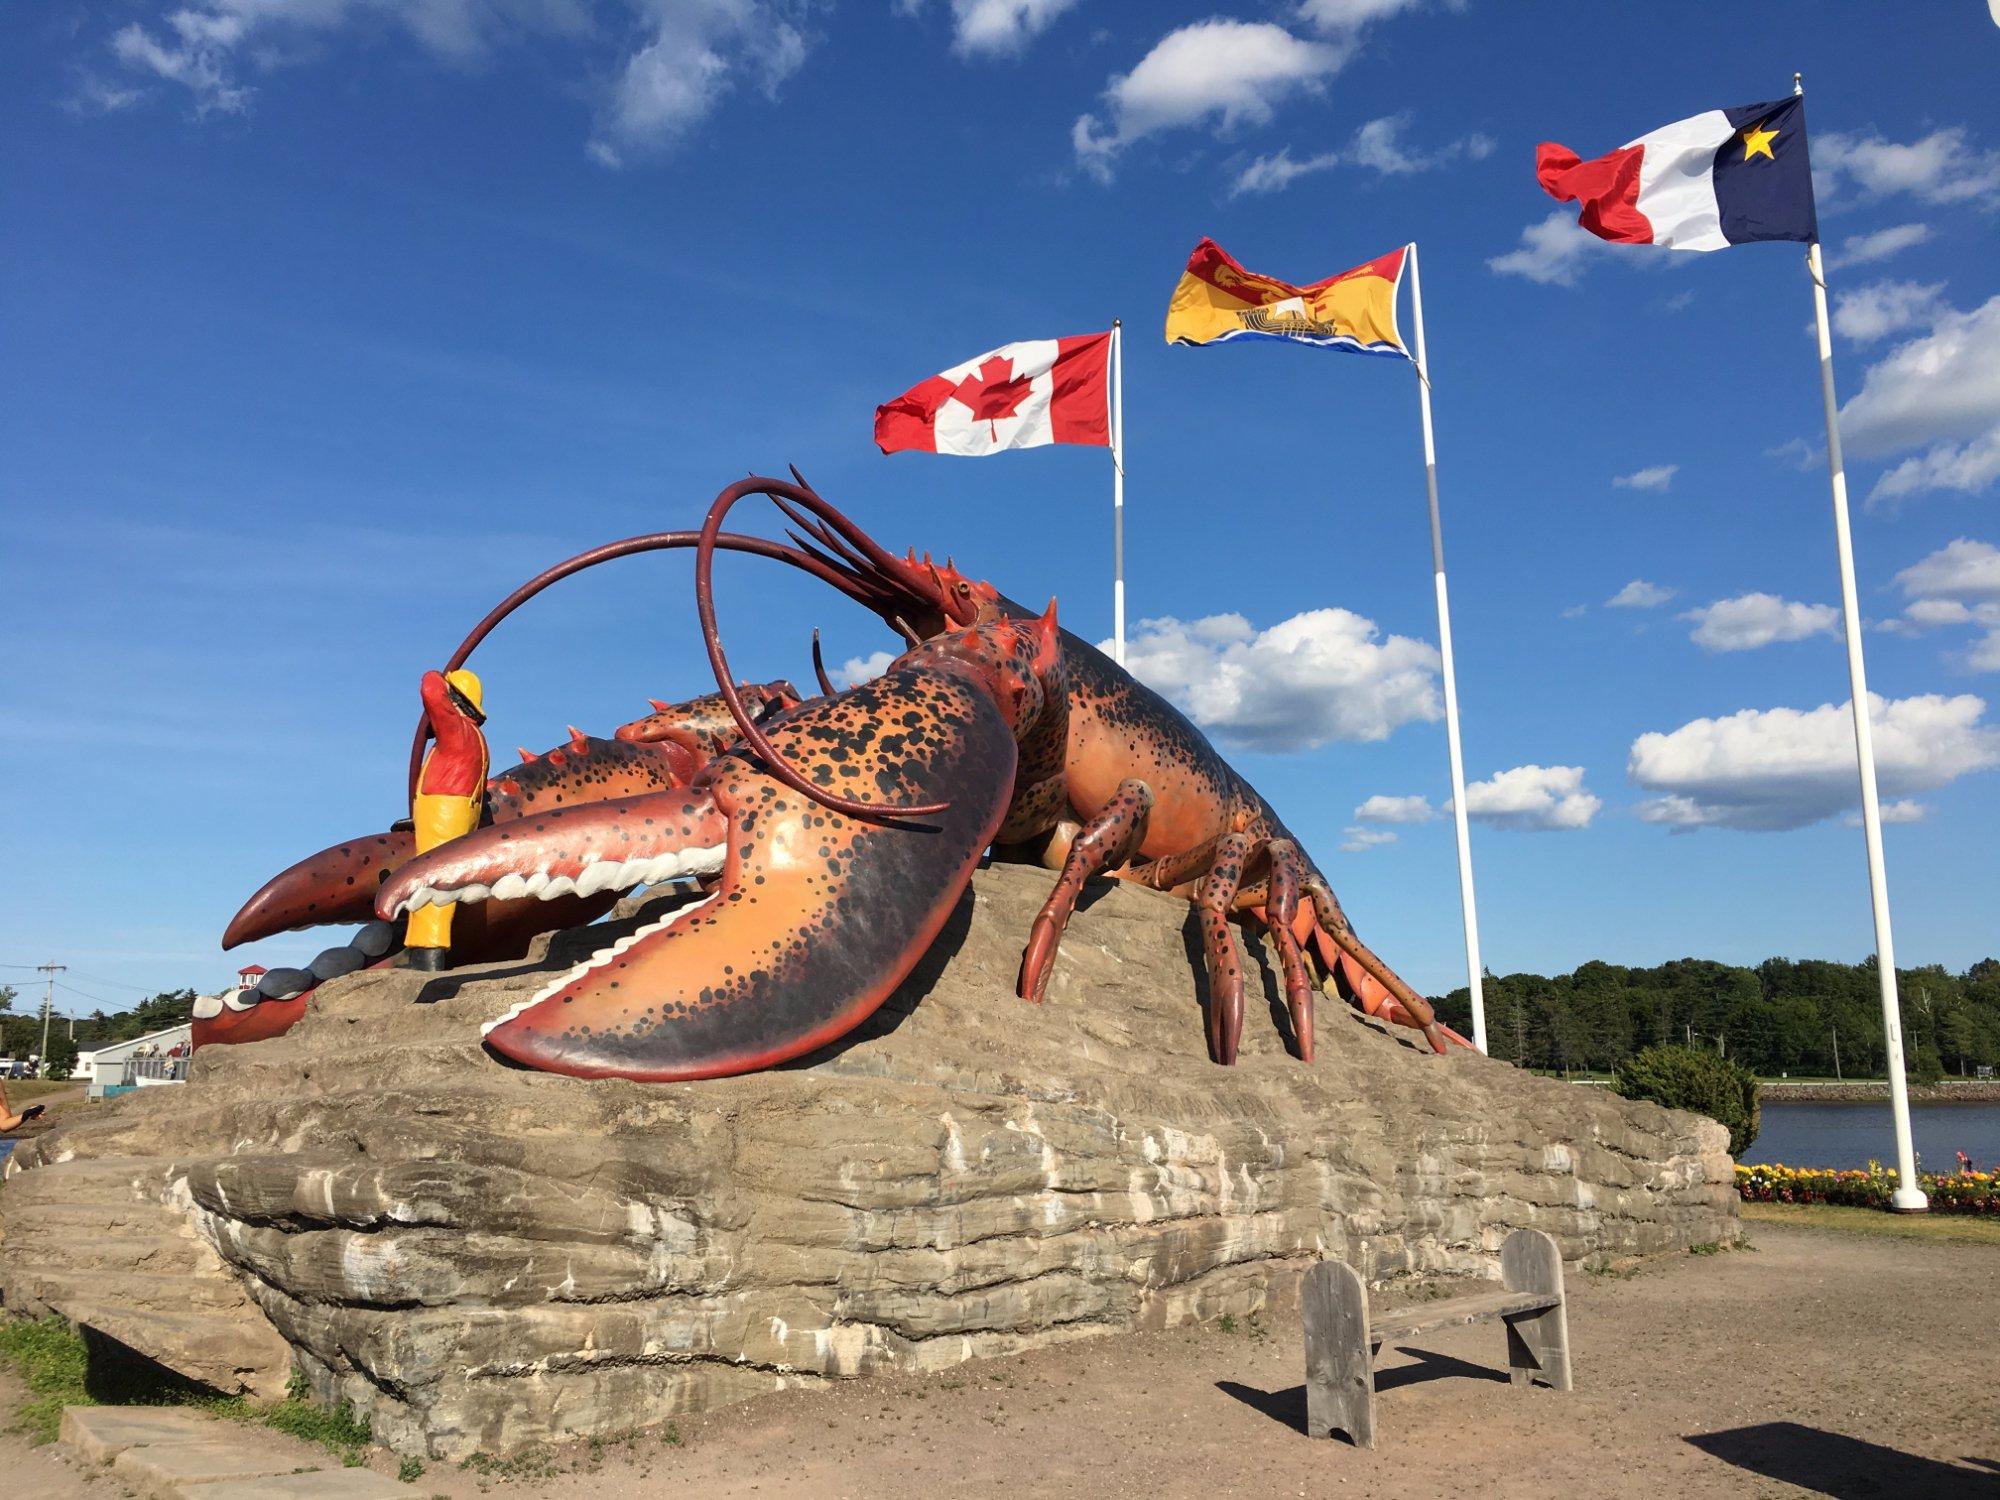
[1737,1153,1999,1215]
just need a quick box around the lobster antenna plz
[810,629,837,697]
[407,526,885,801]
[696,477,949,821]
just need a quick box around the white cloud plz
[1348,112,1486,174]
[1892,539,2000,673]
[1838,296,2000,453]
[922,0,1081,57]
[1230,112,1487,196]
[1831,280,1949,344]
[1108,609,1440,752]
[1870,429,2000,507]
[1487,210,1608,287]
[1825,222,1932,271]
[1607,579,1675,609]
[1340,826,1398,853]
[1613,464,1678,492]
[1296,0,1428,27]
[1231,147,1344,197]
[1231,112,1490,196]
[1452,764,1600,831]
[1836,295,2000,509]
[591,2,810,167]
[1895,538,2000,604]
[65,73,148,115]
[1630,693,2000,831]
[1354,793,1436,824]
[111,14,252,114]
[1682,593,1840,653]
[1559,603,1588,620]
[1817,126,2000,207]
[95,1,808,162]
[1766,436,1822,472]
[1847,799,1928,827]
[837,650,898,688]
[106,0,598,115]
[1072,21,1342,181]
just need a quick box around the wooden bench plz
[1302,1227,1572,1448]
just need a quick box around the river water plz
[1741,1099,2000,1170]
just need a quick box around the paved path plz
[59,1405,405,1498]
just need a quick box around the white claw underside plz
[398,844,727,915]
[194,986,260,1021]
[481,890,722,1038]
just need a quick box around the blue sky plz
[3,0,1997,1019]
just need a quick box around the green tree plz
[1613,1044,1761,1157]
[42,1033,78,1081]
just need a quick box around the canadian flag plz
[875,332,1112,457]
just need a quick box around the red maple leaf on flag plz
[948,354,1034,440]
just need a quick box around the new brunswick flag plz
[1164,239,1409,358]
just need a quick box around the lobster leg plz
[1261,839,1316,1063]
[1301,873,1451,1054]
[1196,831,1253,1066]
[1017,779,1153,1005]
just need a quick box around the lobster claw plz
[224,734,691,952]
[224,831,414,949]
[376,667,1018,1081]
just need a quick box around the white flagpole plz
[1797,75,1925,1210]
[1406,242,1488,1054]
[1111,319,1127,667]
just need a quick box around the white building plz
[78,1024,193,1098]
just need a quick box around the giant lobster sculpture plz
[218,475,1461,1076]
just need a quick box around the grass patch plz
[1741,1200,2000,1246]
[458,1447,562,1481]
[0,1314,91,1441]
[0,1315,372,1462]
[243,1392,372,1460]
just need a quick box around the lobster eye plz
[954,581,970,596]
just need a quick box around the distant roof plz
[237,964,268,975]
[77,1023,194,1059]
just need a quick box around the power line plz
[54,980,127,1009]
[1,964,155,992]
[57,968,155,994]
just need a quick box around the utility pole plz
[35,962,65,1073]
[1832,1024,1842,1082]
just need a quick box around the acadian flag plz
[1164,239,1409,357]
[1536,96,1817,251]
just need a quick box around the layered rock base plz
[0,865,1736,1458]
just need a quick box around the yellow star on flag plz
[1741,121,1779,161]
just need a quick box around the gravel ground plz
[7,1220,1997,1498]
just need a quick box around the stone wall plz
[0,864,1736,1458]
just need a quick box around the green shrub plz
[1613,1043,1761,1157]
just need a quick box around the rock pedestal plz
[0,865,1736,1458]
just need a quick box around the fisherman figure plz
[403,668,489,971]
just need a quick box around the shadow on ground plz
[1686,1422,2000,1498]
[1217,1346,1511,1437]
